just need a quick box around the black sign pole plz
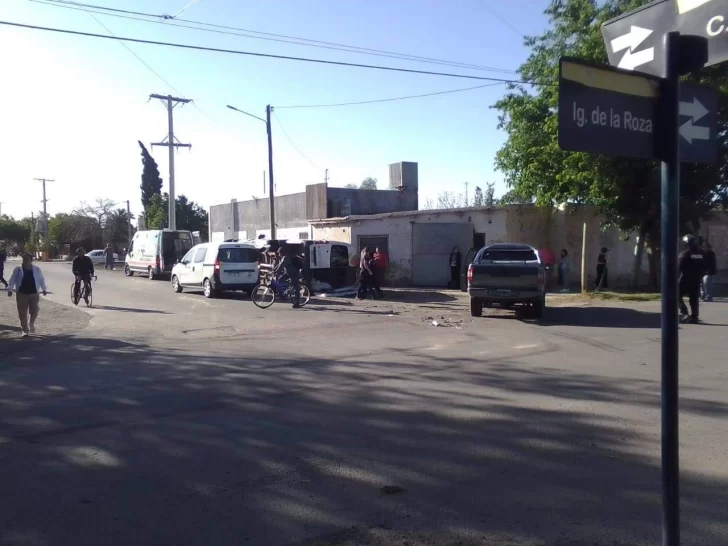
[660,30,680,546]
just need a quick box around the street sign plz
[558,57,661,158]
[678,82,718,162]
[602,0,728,77]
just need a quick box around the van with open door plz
[124,229,195,280]
[171,241,259,298]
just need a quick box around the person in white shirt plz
[7,253,48,337]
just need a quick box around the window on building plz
[330,245,349,268]
[298,232,308,240]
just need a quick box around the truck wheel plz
[470,298,483,317]
[532,297,545,318]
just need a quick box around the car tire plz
[470,297,483,317]
[532,297,545,318]
[203,278,216,299]
[124,264,134,277]
[148,267,156,280]
[172,275,183,293]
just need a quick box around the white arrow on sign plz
[679,97,709,122]
[676,0,713,15]
[610,25,653,53]
[679,119,710,144]
[618,47,655,70]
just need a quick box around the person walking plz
[595,247,609,290]
[558,249,570,292]
[103,243,115,270]
[6,253,47,337]
[357,251,373,300]
[702,242,717,302]
[679,235,706,324]
[373,247,388,288]
[449,247,462,289]
[367,252,384,299]
[0,245,8,289]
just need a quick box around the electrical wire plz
[0,19,530,83]
[173,0,202,18]
[275,81,506,109]
[32,0,518,74]
[481,3,525,38]
[86,13,218,125]
[272,111,325,172]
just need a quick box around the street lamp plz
[226,104,276,239]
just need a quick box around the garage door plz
[412,223,473,287]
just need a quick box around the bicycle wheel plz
[85,286,93,308]
[70,283,78,305]
[298,284,311,307]
[251,284,276,309]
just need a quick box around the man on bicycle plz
[274,247,302,308]
[72,247,95,305]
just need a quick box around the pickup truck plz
[467,243,546,318]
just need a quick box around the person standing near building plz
[373,247,388,288]
[0,245,8,289]
[6,253,47,337]
[702,242,717,302]
[558,249,570,293]
[449,247,462,289]
[595,247,609,290]
[367,252,384,299]
[357,251,373,300]
[679,235,706,324]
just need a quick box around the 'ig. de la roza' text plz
[572,102,652,133]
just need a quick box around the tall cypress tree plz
[138,141,163,211]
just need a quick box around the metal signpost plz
[558,3,721,542]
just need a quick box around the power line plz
[272,112,325,172]
[172,0,202,18]
[33,0,517,74]
[85,12,218,125]
[481,3,525,38]
[0,19,529,82]
[275,81,506,109]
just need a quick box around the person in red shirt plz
[373,247,388,288]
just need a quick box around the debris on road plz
[380,485,406,495]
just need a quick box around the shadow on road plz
[0,336,726,545]
[94,305,170,314]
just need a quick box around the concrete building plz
[311,205,728,288]
[208,162,419,243]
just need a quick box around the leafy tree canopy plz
[360,177,378,190]
[493,0,728,244]
[139,141,163,211]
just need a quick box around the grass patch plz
[588,291,661,302]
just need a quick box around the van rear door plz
[216,246,259,286]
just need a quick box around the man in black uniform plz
[72,247,95,305]
[679,235,706,324]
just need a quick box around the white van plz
[125,229,195,280]
[171,241,260,298]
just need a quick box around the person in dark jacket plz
[595,247,609,290]
[701,242,717,302]
[357,251,374,300]
[449,247,462,289]
[679,235,706,323]
[367,253,383,298]
[72,247,95,305]
[0,246,8,289]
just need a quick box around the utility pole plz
[150,94,191,230]
[227,104,276,239]
[464,182,469,206]
[126,200,133,246]
[34,178,53,237]
[325,169,329,185]
[263,171,266,195]
[266,105,276,239]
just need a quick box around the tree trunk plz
[631,223,647,289]
[647,245,660,290]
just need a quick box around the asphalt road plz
[1,262,728,546]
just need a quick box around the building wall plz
[327,187,418,217]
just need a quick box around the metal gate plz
[412,223,473,286]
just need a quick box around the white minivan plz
[171,242,260,298]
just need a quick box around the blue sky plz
[0,0,549,220]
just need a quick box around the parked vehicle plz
[467,243,546,318]
[125,229,194,280]
[86,249,119,265]
[171,241,259,298]
[459,247,479,292]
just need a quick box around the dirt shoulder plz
[0,293,90,355]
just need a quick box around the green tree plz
[485,182,497,207]
[104,208,135,245]
[473,186,484,207]
[360,177,378,190]
[145,193,167,230]
[0,217,31,246]
[47,213,97,245]
[492,0,728,286]
[139,141,163,211]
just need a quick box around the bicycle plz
[251,274,310,309]
[70,275,96,307]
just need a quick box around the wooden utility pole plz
[265,105,276,239]
[34,178,53,237]
[150,94,191,230]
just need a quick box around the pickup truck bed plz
[467,244,546,318]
